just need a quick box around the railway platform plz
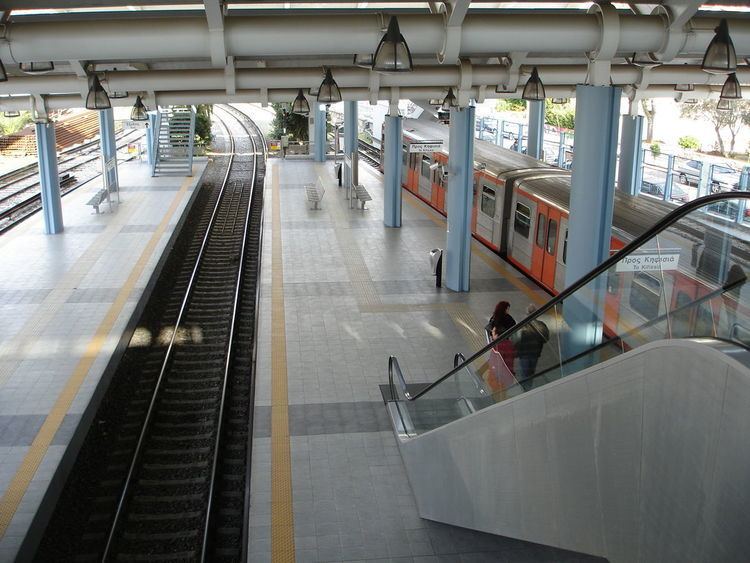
[247,158,602,561]
[0,158,207,560]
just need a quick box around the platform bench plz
[87,189,109,214]
[353,184,372,210]
[305,178,325,210]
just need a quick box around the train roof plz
[402,118,550,178]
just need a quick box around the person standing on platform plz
[516,304,550,391]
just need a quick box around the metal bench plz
[305,178,325,209]
[87,188,109,214]
[353,184,371,210]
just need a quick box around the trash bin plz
[429,248,443,288]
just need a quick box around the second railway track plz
[34,105,266,562]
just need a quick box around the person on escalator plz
[487,301,518,392]
[487,300,516,337]
[516,304,550,391]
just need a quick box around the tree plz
[194,104,213,147]
[544,102,575,130]
[640,99,656,142]
[680,99,750,156]
[495,99,527,112]
[0,112,33,136]
[269,103,308,141]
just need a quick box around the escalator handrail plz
[402,191,750,403]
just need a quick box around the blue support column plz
[313,103,326,162]
[98,108,118,191]
[343,101,357,186]
[383,114,403,228]
[445,106,475,292]
[515,122,523,152]
[616,115,644,196]
[563,85,621,360]
[557,131,566,167]
[664,154,675,201]
[736,166,749,224]
[35,122,63,234]
[147,112,157,166]
[527,100,545,159]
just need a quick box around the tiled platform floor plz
[0,159,206,560]
[249,158,604,562]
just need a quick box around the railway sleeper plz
[158,397,219,407]
[162,377,222,387]
[144,446,211,457]
[127,510,203,522]
[114,549,198,562]
[120,526,202,542]
[153,420,213,430]
[136,477,207,488]
[143,460,209,471]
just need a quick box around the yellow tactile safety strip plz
[444,303,488,353]
[0,176,193,539]
[270,165,296,562]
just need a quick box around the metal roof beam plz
[204,0,226,67]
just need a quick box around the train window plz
[629,272,662,320]
[421,156,431,178]
[481,186,496,217]
[402,145,407,165]
[562,229,568,264]
[535,214,546,248]
[514,202,531,239]
[546,219,558,254]
[694,302,716,337]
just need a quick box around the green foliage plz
[0,112,33,136]
[194,104,213,146]
[650,142,661,157]
[544,103,575,130]
[495,99,527,113]
[269,103,309,141]
[678,135,700,150]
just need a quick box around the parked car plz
[675,159,741,192]
[640,171,690,203]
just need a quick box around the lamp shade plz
[19,61,54,74]
[317,69,341,103]
[522,67,545,101]
[681,98,698,105]
[674,83,694,92]
[0,61,6,83]
[372,16,413,73]
[717,98,732,111]
[702,19,737,74]
[85,75,111,110]
[626,52,661,69]
[441,88,458,111]
[353,54,373,69]
[131,95,149,121]
[551,97,569,104]
[292,89,310,115]
[109,91,129,99]
[4,110,20,118]
[720,73,742,100]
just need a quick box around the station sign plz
[615,250,680,272]
[409,141,443,153]
[120,119,148,130]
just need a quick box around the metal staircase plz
[151,106,195,176]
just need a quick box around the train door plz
[402,144,408,184]
[475,179,503,250]
[530,203,560,289]
[418,154,432,200]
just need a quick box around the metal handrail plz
[101,111,238,561]
[200,105,260,561]
[398,191,750,403]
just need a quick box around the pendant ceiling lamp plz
[292,89,310,115]
[353,54,374,69]
[131,95,149,121]
[19,61,54,74]
[551,97,569,104]
[372,16,413,73]
[719,73,742,100]
[317,68,341,103]
[674,84,694,92]
[702,19,736,74]
[716,98,732,111]
[4,110,19,118]
[626,52,661,69]
[85,75,111,110]
[109,91,129,99]
[441,88,458,111]
[680,98,698,105]
[522,67,545,101]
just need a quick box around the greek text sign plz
[409,141,443,153]
[616,251,680,272]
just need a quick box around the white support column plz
[617,115,645,196]
[35,122,64,234]
[383,114,403,228]
[527,100,545,160]
[344,100,357,187]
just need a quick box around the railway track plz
[0,129,146,234]
[34,106,265,562]
[358,138,381,168]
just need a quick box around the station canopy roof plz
[0,1,748,111]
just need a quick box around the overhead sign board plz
[121,119,148,130]
[409,141,443,153]
[616,251,680,272]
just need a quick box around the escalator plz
[385,193,750,562]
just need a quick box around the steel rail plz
[200,104,259,561]
[100,116,238,562]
